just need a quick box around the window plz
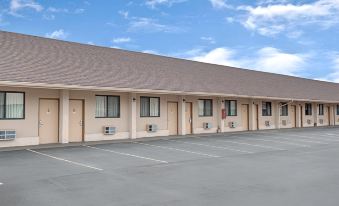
[337,105,339,115]
[318,104,324,115]
[0,92,24,119]
[262,101,272,116]
[95,95,120,118]
[140,97,160,117]
[225,100,237,116]
[280,103,288,116]
[198,99,213,117]
[305,103,312,116]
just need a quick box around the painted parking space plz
[2,127,339,206]
[94,141,222,163]
[32,145,169,170]
[172,136,276,154]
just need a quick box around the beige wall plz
[222,98,251,132]
[135,94,179,138]
[316,104,331,126]
[69,90,130,141]
[0,87,59,147]
[1,86,339,148]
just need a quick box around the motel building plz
[1,31,339,148]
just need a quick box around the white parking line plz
[165,139,253,154]
[0,182,3,185]
[246,138,311,147]
[84,145,168,164]
[271,136,328,144]
[285,134,339,142]
[211,139,285,151]
[26,149,103,171]
[325,133,339,136]
[134,142,220,158]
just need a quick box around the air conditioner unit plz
[281,120,287,126]
[265,121,270,127]
[0,130,16,141]
[103,126,116,135]
[147,124,158,132]
[203,122,212,129]
[307,119,312,125]
[319,119,324,124]
[228,121,237,128]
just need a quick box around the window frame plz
[0,91,25,120]
[262,101,272,116]
[305,103,312,116]
[225,100,237,116]
[318,104,324,116]
[280,102,288,116]
[198,99,213,117]
[95,95,120,118]
[140,96,160,117]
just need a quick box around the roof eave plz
[0,80,338,103]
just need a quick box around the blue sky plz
[0,0,339,82]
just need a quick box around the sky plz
[0,0,339,82]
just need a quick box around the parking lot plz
[1,127,339,206]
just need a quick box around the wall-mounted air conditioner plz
[265,121,270,127]
[307,119,312,125]
[147,124,158,132]
[319,119,324,125]
[228,121,237,128]
[103,126,116,135]
[0,130,16,141]
[281,120,287,126]
[203,122,212,129]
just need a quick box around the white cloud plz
[238,0,339,37]
[192,47,241,67]
[118,10,129,19]
[323,53,339,82]
[209,0,232,9]
[186,47,306,76]
[142,50,160,55]
[45,29,68,40]
[47,7,68,13]
[112,37,131,44]
[201,36,216,44]
[145,0,187,8]
[10,0,43,14]
[128,17,182,33]
[74,8,85,14]
[252,47,306,75]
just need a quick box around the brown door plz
[167,102,178,136]
[39,99,59,144]
[291,105,296,128]
[185,102,192,134]
[69,100,84,142]
[241,104,249,131]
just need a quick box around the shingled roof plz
[0,30,339,102]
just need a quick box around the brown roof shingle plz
[0,30,339,102]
